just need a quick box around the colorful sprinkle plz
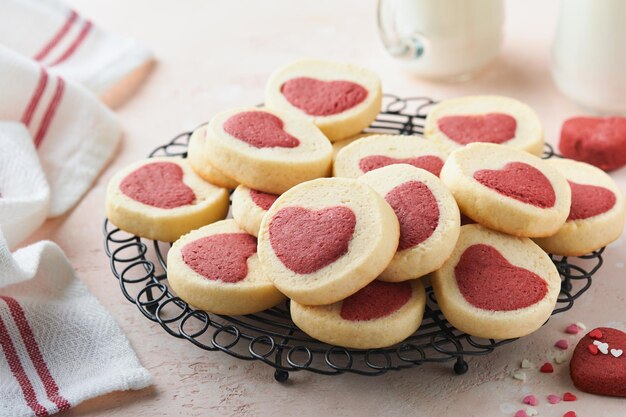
[565,324,580,334]
[548,394,561,404]
[514,411,528,417]
[593,340,609,354]
[589,328,603,339]
[563,412,577,417]
[588,344,599,355]
[555,339,569,350]
[611,348,623,358]
[522,395,538,406]
[512,370,527,381]
[563,392,577,402]
[554,351,568,364]
[540,362,554,373]
[521,359,534,369]
[525,407,538,416]
[576,322,587,330]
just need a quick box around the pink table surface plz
[31,0,626,415]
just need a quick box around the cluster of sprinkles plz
[511,322,586,417]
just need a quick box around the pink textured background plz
[30,0,625,415]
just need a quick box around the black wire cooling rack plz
[103,95,605,382]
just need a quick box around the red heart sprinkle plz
[589,328,603,339]
[522,395,538,406]
[563,412,577,417]
[514,411,528,417]
[587,344,599,355]
[555,339,569,350]
[563,392,577,401]
[565,324,580,334]
[540,363,554,373]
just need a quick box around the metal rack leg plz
[454,357,469,375]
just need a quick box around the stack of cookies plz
[105,60,626,349]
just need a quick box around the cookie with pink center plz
[167,219,285,315]
[331,132,375,161]
[265,59,382,142]
[205,107,332,194]
[291,279,425,349]
[432,224,561,339]
[257,177,399,305]
[440,143,571,237]
[534,159,625,256]
[424,95,544,156]
[106,157,229,242]
[358,164,460,281]
[187,126,239,189]
[333,134,448,178]
[232,184,280,237]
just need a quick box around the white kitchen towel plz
[0,0,154,102]
[0,229,153,416]
[0,47,121,218]
[0,122,51,250]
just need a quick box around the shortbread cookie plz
[231,184,279,237]
[359,164,460,281]
[187,126,239,189]
[332,132,374,161]
[534,159,625,256]
[424,95,544,155]
[570,327,626,398]
[167,219,285,315]
[559,116,626,171]
[291,279,425,349]
[106,158,229,242]
[205,107,332,194]
[257,177,399,305]
[265,59,382,142]
[432,224,561,339]
[334,134,448,178]
[440,143,571,237]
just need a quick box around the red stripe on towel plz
[49,20,93,66]
[1,296,71,412]
[21,67,49,127]
[34,76,65,148]
[33,10,79,62]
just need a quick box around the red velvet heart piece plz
[438,113,517,145]
[567,180,616,221]
[340,280,412,321]
[181,233,257,283]
[359,155,444,176]
[223,111,300,148]
[281,77,368,116]
[250,189,279,211]
[454,244,548,311]
[474,162,556,208]
[269,206,356,274]
[120,162,195,209]
[570,327,626,397]
[385,181,439,251]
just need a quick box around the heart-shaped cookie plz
[223,111,300,148]
[340,280,412,321]
[438,113,517,145]
[570,327,626,397]
[359,155,444,176]
[474,162,556,208]
[385,181,439,250]
[120,161,195,209]
[454,244,548,311]
[250,189,279,211]
[181,233,257,283]
[269,206,356,274]
[567,180,617,221]
[559,116,626,171]
[281,77,368,116]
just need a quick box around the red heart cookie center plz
[340,280,412,321]
[223,111,300,148]
[559,116,626,171]
[454,244,548,311]
[181,233,257,283]
[385,181,439,251]
[567,180,616,221]
[250,189,279,211]
[359,155,444,176]
[438,113,517,145]
[571,327,626,397]
[120,162,195,209]
[474,162,556,208]
[280,77,368,116]
[269,206,356,274]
